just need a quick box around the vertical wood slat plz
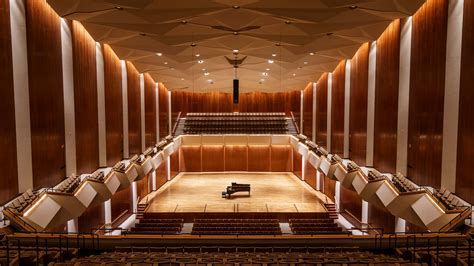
[456,0,474,203]
[158,83,169,139]
[0,0,18,201]
[303,84,313,139]
[373,20,401,173]
[349,43,369,165]
[408,0,448,186]
[27,0,65,188]
[331,61,346,156]
[103,44,123,165]
[144,73,156,147]
[316,73,328,148]
[127,62,141,155]
[72,21,99,174]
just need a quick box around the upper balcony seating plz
[4,190,40,215]
[391,173,417,193]
[53,175,82,194]
[183,112,288,135]
[433,187,466,210]
[129,154,153,180]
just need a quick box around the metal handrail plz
[290,111,300,134]
[172,111,182,135]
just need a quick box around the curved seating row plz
[2,135,182,232]
[291,134,471,232]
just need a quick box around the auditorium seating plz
[50,247,424,265]
[183,112,288,134]
[2,135,182,232]
[191,218,281,235]
[130,218,184,235]
[296,135,472,232]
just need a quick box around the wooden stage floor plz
[144,173,328,213]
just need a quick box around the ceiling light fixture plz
[285,21,291,25]
[266,68,270,71]
[349,5,358,10]
[164,62,168,65]
[262,72,268,76]
[304,61,308,64]
[233,49,239,54]
[268,59,274,64]
[114,6,123,10]
[198,60,204,64]
[272,53,277,57]
[309,52,315,56]
[181,20,188,24]
[232,5,240,9]
[195,54,200,57]
[233,32,239,35]
[204,72,210,76]
[156,53,162,56]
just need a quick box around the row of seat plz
[186,112,286,117]
[289,218,343,235]
[391,174,417,193]
[130,218,184,235]
[5,190,39,215]
[191,218,281,235]
[53,175,82,194]
[434,187,466,210]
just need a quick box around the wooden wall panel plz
[373,20,400,173]
[289,91,301,128]
[72,21,99,174]
[144,74,156,148]
[408,0,448,186]
[26,0,65,188]
[316,74,328,147]
[111,186,131,221]
[349,43,369,165]
[103,44,123,165]
[169,151,179,179]
[158,84,169,138]
[322,174,336,200]
[0,0,18,202]
[340,187,362,220]
[78,202,104,232]
[127,62,141,155]
[292,148,302,179]
[136,175,149,199]
[304,163,317,190]
[456,0,474,203]
[179,146,201,172]
[368,204,395,233]
[248,146,271,172]
[270,146,292,172]
[224,145,248,171]
[303,84,313,139]
[202,146,225,172]
[155,162,167,189]
[331,61,346,155]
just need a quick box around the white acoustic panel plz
[75,183,98,207]
[24,196,61,229]
[411,195,444,225]
[375,183,398,206]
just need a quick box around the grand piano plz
[222,182,251,198]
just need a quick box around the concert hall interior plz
[1,0,474,265]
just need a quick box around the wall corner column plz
[344,60,351,158]
[366,41,377,166]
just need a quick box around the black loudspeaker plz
[233,79,239,104]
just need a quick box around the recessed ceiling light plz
[349,5,358,10]
[233,32,239,35]
[204,72,210,76]
[207,79,213,83]
[260,79,265,82]
[275,43,281,46]
[297,67,302,69]
[195,54,200,57]
[156,53,162,56]
[285,21,291,25]
[233,5,240,9]
[164,62,168,65]
[181,20,188,24]
[272,53,277,57]
[202,68,206,71]
[198,60,204,64]
[181,78,184,81]
[266,68,270,71]
[262,72,268,76]
[309,52,315,56]
[115,6,123,10]
[190,43,197,47]
[268,59,274,64]
[170,67,175,70]
[303,61,308,64]
[293,73,296,76]
[233,49,239,53]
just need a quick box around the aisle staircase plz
[136,203,148,220]
[324,203,338,219]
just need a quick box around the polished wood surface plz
[144,73,156,147]
[179,146,202,172]
[456,0,474,203]
[78,201,104,232]
[316,73,328,147]
[170,151,179,179]
[155,161,168,190]
[292,148,302,179]
[373,20,400,172]
[270,146,292,172]
[27,0,65,188]
[340,187,361,220]
[224,145,248,171]
[158,83,169,138]
[137,174,150,199]
[289,91,301,127]
[303,84,313,139]
[0,0,18,202]
[72,21,99,174]
[304,163,317,190]
[368,204,394,232]
[331,60,346,155]
[127,62,141,155]
[103,44,123,165]
[202,146,225,172]
[146,173,326,213]
[111,186,132,221]
[322,174,335,201]
[408,0,447,186]
[349,43,369,165]
[248,146,271,172]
